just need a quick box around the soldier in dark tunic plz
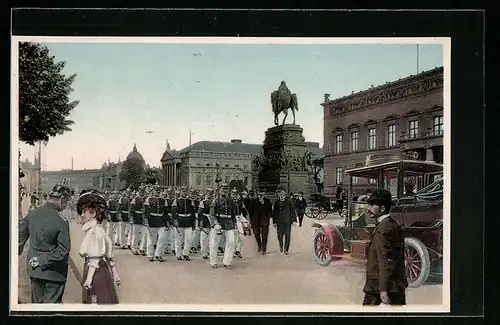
[171,189,196,261]
[129,190,146,255]
[107,192,120,246]
[117,190,132,249]
[363,189,408,305]
[272,186,298,255]
[248,187,273,255]
[189,189,201,254]
[208,185,237,269]
[18,184,72,303]
[163,189,176,255]
[143,187,169,262]
[197,190,212,260]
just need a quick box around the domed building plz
[127,144,145,164]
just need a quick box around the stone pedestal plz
[258,124,310,196]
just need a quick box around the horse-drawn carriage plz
[305,193,347,220]
[311,159,444,288]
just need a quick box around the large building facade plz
[322,67,444,195]
[161,139,324,192]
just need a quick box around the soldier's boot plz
[132,250,139,255]
[148,257,154,262]
[235,251,243,259]
[223,264,233,270]
[140,250,146,256]
[183,255,191,261]
[177,256,183,261]
[202,255,209,259]
[155,256,164,262]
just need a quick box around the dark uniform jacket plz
[171,197,196,228]
[107,197,119,222]
[18,202,70,283]
[248,197,273,226]
[144,196,168,228]
[294,197,308,211]
[210,197,237,230]
[117,196,131,222]
[272,197,298,226]
[241,197,251,218]
[363,216,408,293]
[130,195,146,225]
[198,199,211,229]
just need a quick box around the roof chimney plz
[230,139,242,144]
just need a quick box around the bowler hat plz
[48,184,72,198]
[366,189,392,206]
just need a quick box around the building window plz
[335,167,343,185]
[335,134,343,153]
[352,176,359,184]
[368,128,377,149]
[196,174,202,186]
[387,124,397,147]
[433,116,444,135]
[205,174,212,185]
[235,164,240,168]
[351,131,359,151]
[409,120,419,139]
[225,164,230,168]
[206,163,211,167]
[369,178,377,184]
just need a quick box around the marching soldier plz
[197,190,212,260]
[171,188,196,261]
[107,191,120,246]
[231,188,247,259]
[208,184,237,269]
[130,189,147,255]
[164,189,176,255]
[143,187,169,262]
[189,189,201,254]
[118,190,132,249]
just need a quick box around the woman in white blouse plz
[77,190,121,304]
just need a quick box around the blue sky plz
[18,41,443,171]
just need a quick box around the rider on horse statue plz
[271,81,299,126]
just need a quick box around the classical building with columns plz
[161,139,325,191]
[322,66,444,195]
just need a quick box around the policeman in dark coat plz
[272,185,298,255]
[363,189,408,305]
[18,184,72,303]
[248,187,273,255]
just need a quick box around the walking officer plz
[272,185,298,255]
[130,189,147,255]
[18,184,72,303]
[143,186,168,262]
[171,188,196,261]
[208,184,237,269]
[197,190,212,260]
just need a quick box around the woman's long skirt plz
[81,258,119,304]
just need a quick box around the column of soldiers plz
[99,183,304,269]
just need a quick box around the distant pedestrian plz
[272,186,298,255]
[18,184,72,303]
[294,191,307,227]
[363,189,407,306]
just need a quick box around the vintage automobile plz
[311,159,444,288]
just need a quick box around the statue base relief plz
[257,124,311,197]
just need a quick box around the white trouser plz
[234,230,243,253]
[219,232,226,249]
[130,224,143,251]
[174,227,193,257]
[107,222,119,243]
[191,228,201,249]
[209,228,235,266]
[165,227,175,252]
[118,221,131,247]
[146,226,167,258]
[200,228,210,256]
[140,225,148,251]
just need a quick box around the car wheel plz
[404,237,431,288]
[313,228,333,266]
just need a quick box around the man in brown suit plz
[248,187,273,255]
[363,189,408,305]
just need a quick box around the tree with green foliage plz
[18,42,80,145]
[145,167,162,185]
[119,158,145,189]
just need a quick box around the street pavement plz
[64,212,443,305]
[16,201,443,305]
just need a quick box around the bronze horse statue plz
[271,81,299,126]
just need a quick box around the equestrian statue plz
[271,81,299,126]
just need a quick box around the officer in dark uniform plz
[143,187,169,262]
[171,189,196,261]
[18,184,72,303]
[130,189,146,255]
[208,184,237,269]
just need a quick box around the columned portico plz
[161,148,182,187]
